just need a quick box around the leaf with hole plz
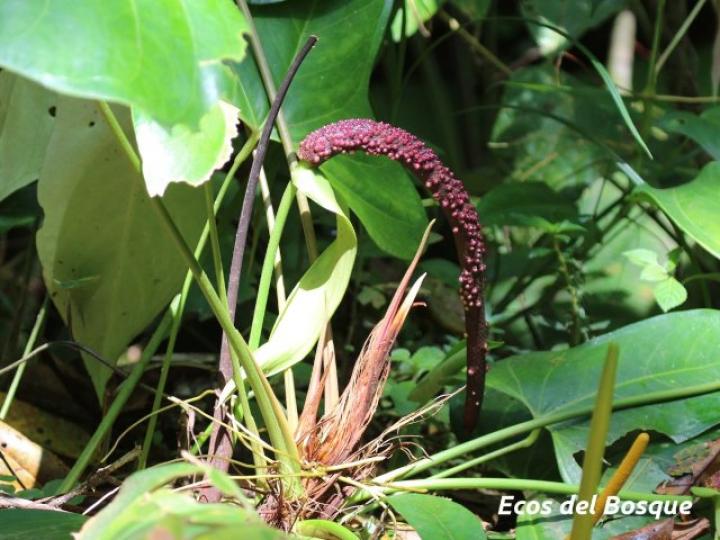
[36,98,204,399]
[0,72,56,204]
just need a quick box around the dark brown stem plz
[202,35,317,501]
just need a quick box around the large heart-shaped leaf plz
[487,309,720,483]
[0,0,250,197]
[238,0,428,259]
[635,162,720,260]
[0,0,247,128]
[0,72,56,203]
[36,98,204,398]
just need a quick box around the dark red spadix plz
[298,118,488,431]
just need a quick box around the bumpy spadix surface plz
[299,118,488,429]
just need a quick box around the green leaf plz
[622,248,659,268]
[0,1,251,195]
[239,0,428,259]
[388,493,487,540]
[487,310,720,483]
[0,0,248,128]
[36,98,204,399]
[453,0,491,18]
[476,182,578,227]
[661,107,720,160]
[254,166,357,375]
[391,0,443,42]
[0,509,86,540]
[521,1,626,56]
[76,462,283,540]
[515,497,653,540]
[0,72,56,203]
[653,277,687,313]
[321,155,427,260]
[636,162,720,260]
[623,249,669,282]
[132,102,240,196]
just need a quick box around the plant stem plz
[204,34,315,493]
[655,0,706,75]
[138,133,259,470]
[150,191,299,473]
[430,429,540,480]
[570,343,618,540]
[367,477,691,504]
[249,182,297,349]
[236,1,337,401]
[97,102,300,480]
[377,376,720,483]
[438,10,512,77]
[552,235,583,346]
[0,298,48,420]
[639,0,666,144]
[57,310,173,493]
[204,183,227,299]
[258,165,296,431]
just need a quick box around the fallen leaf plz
[658,438,720,495]
[0,392,90,459]
[0,421,68,489]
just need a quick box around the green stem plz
[204,183,227,298]
[371,478,691,504]
[190,423,214,456]
[552,235,583,346]
[249,182,297,349]
[570,343,618,540]
[58,310,173,493]
[138,133,260,470]
[655,0,707,75]
[408,348,465,403]
[0,298,48,420]
[430,429,541,480]
[151,183,299,474]
[639,0,666,143]
[377,377,720,484]
[97,102,301,482]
